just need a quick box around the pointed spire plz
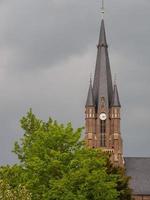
[86,78,94,107]
[111,84,121,107]
[98,19,107,47]
[93,18,113,110]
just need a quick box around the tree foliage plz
[0,110,132,200]
[0,180,31,200]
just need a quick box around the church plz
[84,7,150,200]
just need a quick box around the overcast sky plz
[0,0,150,165]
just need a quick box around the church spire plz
[86,78,94,107]
[93,18,113,110]
[85,3,123,167]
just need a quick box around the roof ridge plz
[125,157,150,159]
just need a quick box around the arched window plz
[100,120,106,147]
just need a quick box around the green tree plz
[106,161,132,200]
[0,110,131,200]
[0,180,31,200]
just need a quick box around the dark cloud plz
[0,0,150,164]
[0,0,98,70]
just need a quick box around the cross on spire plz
[101,0,105,18]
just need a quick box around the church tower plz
[85,15,124,167]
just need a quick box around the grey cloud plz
[0,0,98,70]
[0,0,150,164]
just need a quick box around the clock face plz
[99,113,107,121]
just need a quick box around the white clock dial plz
[99,113,107,120]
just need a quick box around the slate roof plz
[86,79,94,106]
[111,84,121,107]
[93,19,113,110]
[125,157,150,195]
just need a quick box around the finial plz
[90,73,92,85]
[114,73,117,85]
[101,0,105,19]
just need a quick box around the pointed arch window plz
[100,120,106,147]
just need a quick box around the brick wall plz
[133,195,150,200]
